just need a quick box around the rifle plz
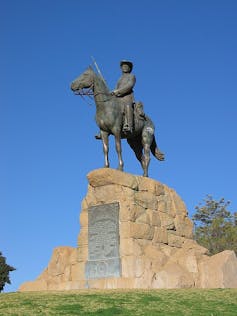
[91,56,107,85]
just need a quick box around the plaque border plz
[86,202,121,279]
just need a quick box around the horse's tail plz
[151,136,165,161]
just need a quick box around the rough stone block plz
[79,210,88,227]
[93,184,122,203]
[198,250,237,288]
[120,238,143,257]
[87,168,138,190]
[159,212,175,230]
[135,191,158,210]
[147,209,161,226]
[121,256,137,278]
[152,263,194,288]
[153,227,168,244]
[19,279,48,292]
[71,262,85,281]
[136,176,164,196]
[130,222,154,240]
[174,216,193,238]
[167,233,185,248]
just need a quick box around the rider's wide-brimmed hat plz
[120,60,133,71]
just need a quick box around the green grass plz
[0,289,237,316]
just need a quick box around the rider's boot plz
[123,105,133,133]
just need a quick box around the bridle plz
[74,81,112,105]
[73,83,94,106]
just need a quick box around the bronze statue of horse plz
[71,67,164,177]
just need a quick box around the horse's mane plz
[89,66,110,94]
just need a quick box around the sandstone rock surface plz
[19,169,237,291]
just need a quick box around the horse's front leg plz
[115,134,124,171]
[100,130,110,168]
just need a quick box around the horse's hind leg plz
[142,143,150,177]
[141,129,154,177]
[127,137,144,174]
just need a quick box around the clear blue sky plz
[1,0,237,292]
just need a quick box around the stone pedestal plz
[19,169,237,291]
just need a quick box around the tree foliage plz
[192,195,237,256]
[0,252,15,292]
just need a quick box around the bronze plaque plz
[85,202,121,279]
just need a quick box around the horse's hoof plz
[95,133,101,140]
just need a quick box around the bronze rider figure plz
[95,60,136,139]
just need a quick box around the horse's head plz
[70,67,95,93]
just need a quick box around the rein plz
[74,85,94,106]
[74,84,112,104]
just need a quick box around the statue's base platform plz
[19,169,237,291]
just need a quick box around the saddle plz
[95,101,146,139]
[122,101,146,134]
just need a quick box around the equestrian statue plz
[70,60,164,177]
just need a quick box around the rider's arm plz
[114,74,136,96]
